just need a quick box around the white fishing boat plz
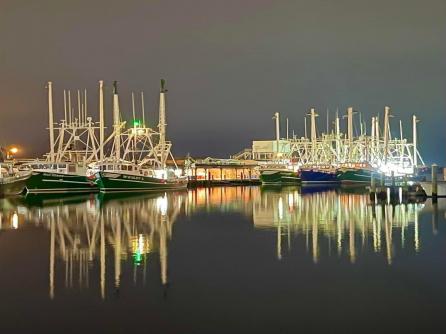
[0,163,31,197]
[91,80,187,192]
[24,82,101,193]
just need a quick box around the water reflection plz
[0,186,442,300]
[0,192,185,299]
[254,187,425,264]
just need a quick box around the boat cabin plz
[94,162,161,178]
[21,162,80,174]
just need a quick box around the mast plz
[274,112,280,156]
[99,80,105,161]
[359,113,363,136]
[47,81,55,162]
[113,81,121,160]
[63,90,67,123]
[309,108,318,143]
[77,90,81,125]
[159,79,167,148]
[375,116,380,149]
[335,111,340,159]
[413,115,418,167]
[347,107,354,144]
[309,108,318,164]
[383,106,390,164]
[399,119,404,165]
[346,107,354,162]
[286,117,289,140]
[131,92,136,122]
[84,89,88,122]
[68,90,72,125]
[141,92,145,126]
[326,108,329,134]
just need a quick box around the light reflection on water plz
[0,186,440,301]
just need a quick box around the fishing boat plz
[24,82,101,194]
[23,162,97,194]
[260,165,301,185]
[93,161,187,192]
[0,163,31,197]
[336,162,376,184]
[92,79,187,192]
[300,165,339,184]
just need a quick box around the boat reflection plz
[0,192,186,299]
[254,186,426,264]
[0,186,441,300]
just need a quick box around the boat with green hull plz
[336,163,376,184]
[95,170,187,192]
[91,79,188,193]
[25,170,97,194]
[260,168,301,185]
[23,81,103,194]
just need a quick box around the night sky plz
[1,0,445,163]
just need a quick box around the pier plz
[174,157,260,186]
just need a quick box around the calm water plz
[0,186,445,333]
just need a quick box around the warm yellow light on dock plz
[9,147,18,154]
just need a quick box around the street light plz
[7,146,19,160]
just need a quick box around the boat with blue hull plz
[300,166,339,184]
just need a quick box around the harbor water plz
[0,186,445,333]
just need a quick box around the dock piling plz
[432,164,438,200]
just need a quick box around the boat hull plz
[300,169,339,184]
[26,171,98,194]
[0,173,30,197]
[260,170,301,185]
[95,171,188,192]
[336,168,373,184]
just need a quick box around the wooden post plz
[370,174,376,202]
[432,164,438,199]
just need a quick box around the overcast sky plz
[1,0,445,163]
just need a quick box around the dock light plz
[9,147,18,154]
[12,213,19,229]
